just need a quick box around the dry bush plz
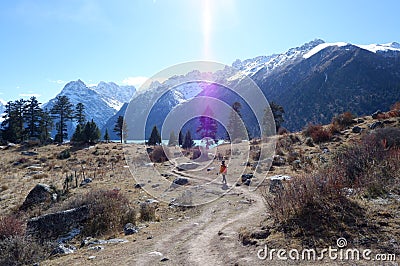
[331,111,355,130]
[139,202,156,222]
[390,101,400,112]
[0,236,51,266]
[303,124,332,143]
[0,215,25,240]
[67,189,134,237]
[372,127,400,149]
[149,146,168,163]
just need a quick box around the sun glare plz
[202,0,212,59]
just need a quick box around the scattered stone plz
[172,177,189,186]
[27,206,89,240]
[241,174,254,182]
[88,256,96,260]
[176,162,200,171]
[305,137,314,147]
[372,110,383,119]
[272,155,286,166]
[124,223,139,235]
[20,183,58,211]
[57,228,81,243]
[146,199,159,204]
[51,243,76,256]
[151,184,160,188]
[251,229,271,239]
[88,246,104,251]
[21,151,39,156]
[369,121,384,129]
[134,183,145,189]
[149,251,163,257]
[80,178,92,187]
[352,126,362,133]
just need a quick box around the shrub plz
[303,124,332,143]
[332,112,355,130]
[372,127,400,149]
[67,189,134,237]
[0,215,25,240]
[149,146,168,163]
[0,236,51,266]
[57,149,71,159]
[139,202,156,222]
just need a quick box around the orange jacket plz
[219,164,227,174]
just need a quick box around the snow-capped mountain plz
[119,39,400,135]
[43,80,136,138]
[231,39,325,77]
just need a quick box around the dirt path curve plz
[134,184,268,266]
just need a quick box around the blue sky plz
[0,0,399,103]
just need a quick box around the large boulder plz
[26,206,89,240]
[20,184,58,211]
[176,162,200,171]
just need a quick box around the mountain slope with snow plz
[43,80,136,139]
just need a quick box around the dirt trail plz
[133,183,267,266]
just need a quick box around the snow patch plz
[303,42,348,59]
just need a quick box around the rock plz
[27,206,89,240]
[241,174,254,182]
[145,199,159,204]
[352,126,362,133]
[161,257,169,262]
[21,151,39,156]
[57,228,81,243]
[272,155,286,166]
[305,137,314,147]
[80,178,92,186]
[134,183,145,189]
[243,179,251,186]
[88,245,104,251]
[172,177,189,186]
[124,223,139,235]
[51,243,76,256]
[251,229,271,239]
[176,162,200,171]
[20,183,58,211]
[369,121,384,129]
[357,118,365,123]
[372,110,383,119]
[269,179,284,193]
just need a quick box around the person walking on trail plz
[219,160,227,183]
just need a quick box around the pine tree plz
[182,130,194,149]
[113,116,126,143]
[83,119,101,144]
[196,105,218,146]
[263,102,285,135]
[71,123,84,143]
[1,99,26,143]
[24,96,42,139]
[50,95,74,143]
[148,125,161,146]
[75,102,86,126]
[168,130,178,146]
[39,109,53,144]
[104,129,110,143]
[178,130,184,147]
[226,101,247,141]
